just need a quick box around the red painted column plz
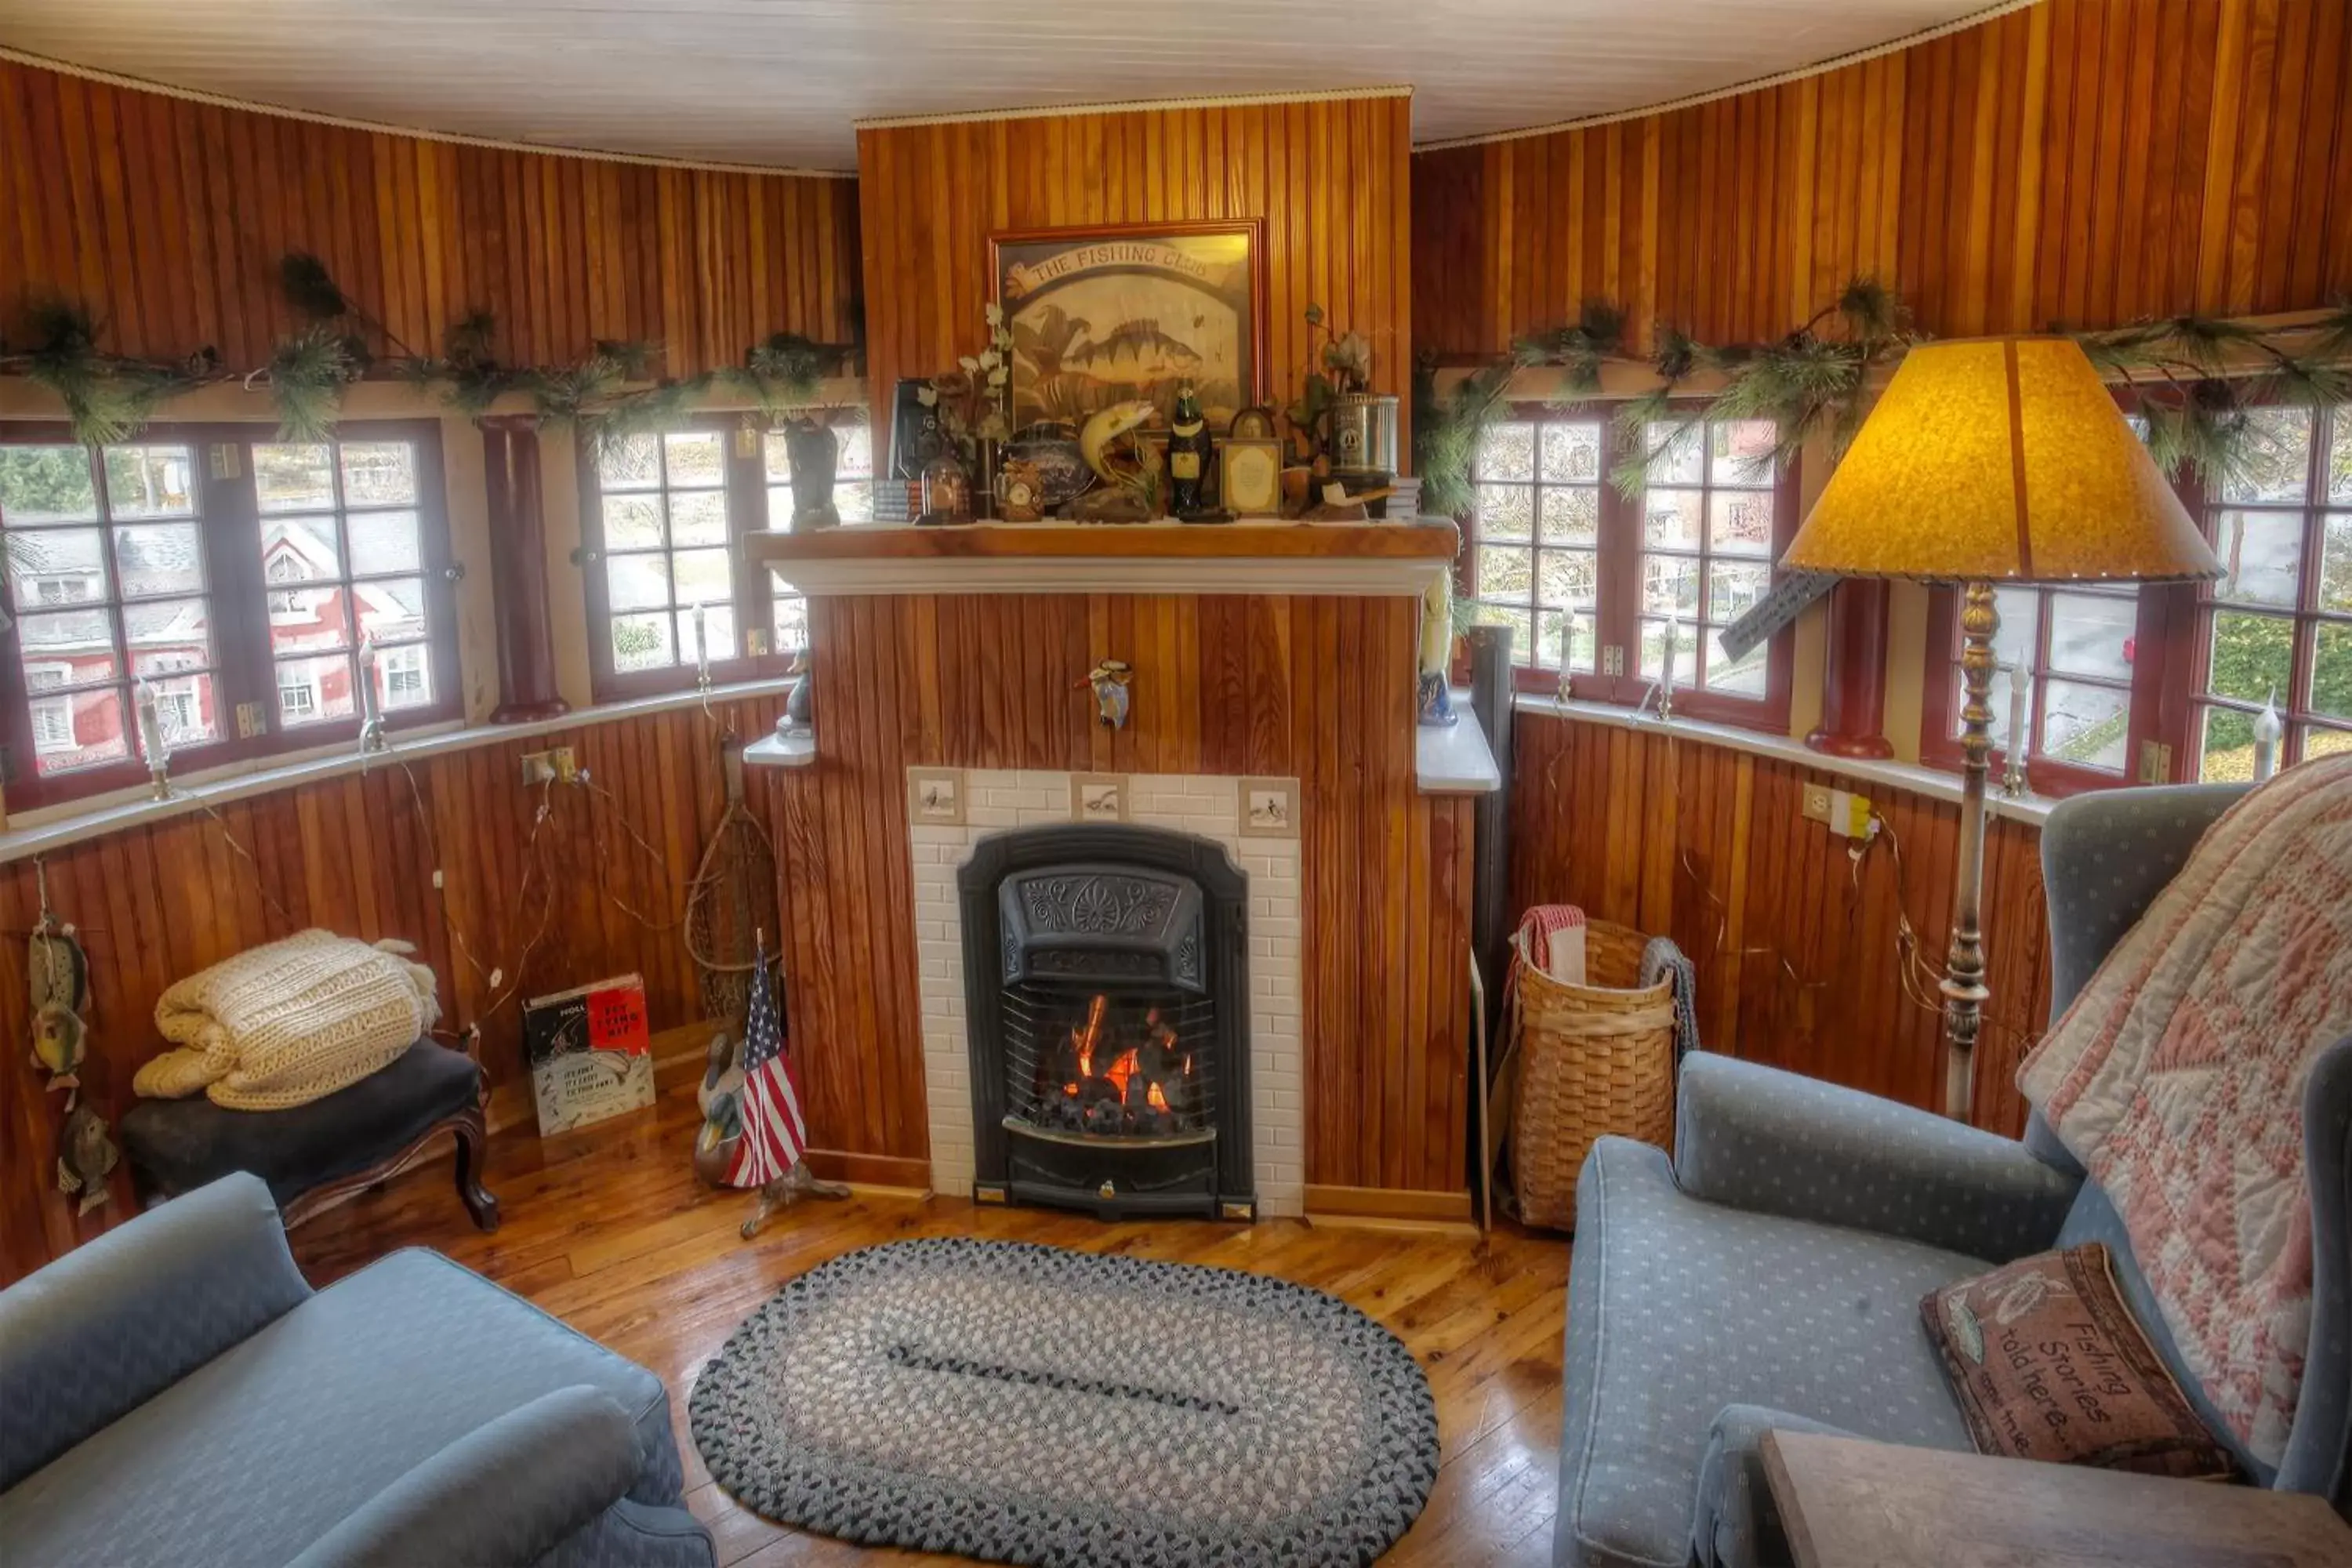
[482,416,570,724]
[1806,578,1895,759]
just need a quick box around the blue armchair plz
[1553,784,2352,1567]
[0,1172,716,1568]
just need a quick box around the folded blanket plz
[134,931,441,1110]
[2017,753,2352,1466]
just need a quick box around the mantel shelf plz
[748,520,1460,597]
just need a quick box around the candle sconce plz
[1998,660,2029,798]
[134,678,172,800]
[356,637,387,757]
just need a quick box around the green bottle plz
[1167,381,1210,515]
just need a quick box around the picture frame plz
[1220,436,1285,518]
[991,221,1268,437]
[1069,772,1129,823]
[907,766,965,826]
[1237,777,1299,840]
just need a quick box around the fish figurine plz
[31,1000,87,1105]
[1076,399,1160,492]
[56,1102,118,1217]
[1075,659,1134,730]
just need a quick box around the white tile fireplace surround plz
[909,770,1305,1218]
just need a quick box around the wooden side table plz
[1760,1430,2352,1568]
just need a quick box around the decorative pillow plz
[1921,1244,2238,1481]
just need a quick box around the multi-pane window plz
[1465,407,1794,728]
[591,430,739,682]
[1,423,456,810]
[0,441,216,779]
[252,439,437,728]
[2190,405,2351,778]
[1633,419,1780,695]
[1926,579,2152,790]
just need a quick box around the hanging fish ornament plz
[32,1001,87,1103]
[56,1102,118,1217]
[27,920,91,1105]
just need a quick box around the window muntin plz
[252,438,436,728]
[0,441,216,780]
[592,430,739,681]
[1465,407,1792,728]
[2191,405,2351,779]
[1,423,456,810]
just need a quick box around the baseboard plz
[804,1148,932,1190]
[1302,1183,1475,1224]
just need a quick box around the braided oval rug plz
[689,1238,1439,1566]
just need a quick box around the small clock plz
[996,457,1046,522]
[1220,437,1283,517]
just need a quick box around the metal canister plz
[1327,392,1399,474]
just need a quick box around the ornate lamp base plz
[1940,579,1998,1122]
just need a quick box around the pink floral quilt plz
[2017,753,2352,1466]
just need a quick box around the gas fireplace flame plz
[1046,992,1193,1134]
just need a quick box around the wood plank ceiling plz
[3,1,1995,169]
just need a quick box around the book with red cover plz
[524,973,655,1135]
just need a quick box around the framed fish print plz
[991,221,1266,435]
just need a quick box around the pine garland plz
[1410,281,2352,519]
[0,256,857,448]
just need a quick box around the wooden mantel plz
[750,521,1460,597]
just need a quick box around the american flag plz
[725,938,808,1188]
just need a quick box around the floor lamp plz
[1778,338,2220,1122]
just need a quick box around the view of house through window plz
[0,441,215,778]
[1,426,453,806]
[1466,408,1788,725]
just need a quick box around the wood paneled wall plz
[0,695,797,1283]
[855,96,1414,448]
[1414,0,2352,355]
[1510,711,2051,1138]
[0,60,862,373]
[769,592,1473,1198]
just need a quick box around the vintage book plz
[524,974,655,1135]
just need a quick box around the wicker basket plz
[1509,919,1679,1231]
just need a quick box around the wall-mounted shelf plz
[747,520,1459,597]
[743,730,817,768]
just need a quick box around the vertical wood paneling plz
[855,96,1414,458]
[0,60,862,372]
[0,694,789,1283]
[1413,0,2352,355]
[1509,711,2052,1138]
[766,592,1472,1207]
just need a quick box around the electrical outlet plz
[1803,784,1875,837]
[518,746,576,786]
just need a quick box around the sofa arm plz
[288,1387,655,1568]
[0,1170,310,1490]
[1673,1054,2080,1261]
[1693,1406,1866,1568]
[2042,783,2244,1018]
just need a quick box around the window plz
[762,420,874,656]
[0,423,457,809]
[2189,405,2351,778]
[1466,407,1795,728]
[579,412,872,698]
[253,438,438,726]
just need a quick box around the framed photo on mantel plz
[991,220,1267,435]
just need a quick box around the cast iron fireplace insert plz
[958,822,1253,1221]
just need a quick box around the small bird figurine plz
[692,1029,746,1186]
[56,1103,118,1217]
[1076,659,1133,729]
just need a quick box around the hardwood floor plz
[292,1056,1575,1566]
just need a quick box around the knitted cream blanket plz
[133,930,440,1109]
[2017,753,2352,1466]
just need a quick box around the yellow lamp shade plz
[1779,337,2219,584]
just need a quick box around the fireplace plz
[958,823,1253,1221]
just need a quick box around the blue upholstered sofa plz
[1554,783,2352,1567]
[0,1172,716,1568]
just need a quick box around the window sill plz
[0,676,799,863]
[1512,693,2060,829]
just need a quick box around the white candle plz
[134,677,165,764]
[1661,616,1679,691]
[691,602,710,679]
[2006,660,2028,767]
[356,637,381,728]
[2253,688,2282,781]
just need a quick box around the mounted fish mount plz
[1067,400,1162,523]
[1077,659,1134,729]
[27,860,117,1215]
